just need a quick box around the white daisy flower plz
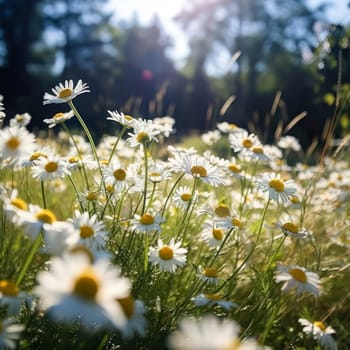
[102,159,130,192]
[217,121,244,134]
[2,189,29,222]
[9,112,32,127]
[200,220,227,248]
[68,210,107,251]
[43,79,90,104]
[299,318,337,350]
[14,204,58,240]
[201,130,221,145]
[0,280,31,316]
[153,116,175,138]
[170,153,226,186]
[192,293,238,310]
[274,220,310,239]
[17,145,53,168]
[149,239,187,273]
[168,315,264,350]
[130,212,164,235]
[229,129,261,154]
[35,252,131,330]
[274,264,320,297]
[255,172,296,203]
[0,126,36,163]
[107,110,135,128]
[197,266,220,285]
[31,154,70,181]
[173,186,196,209]
[43,110,75,128]
[116,296,147,338]
[127,119,161,147]
[277,135,301,152]
[0,317,25,350]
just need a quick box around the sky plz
[107,0,350,69]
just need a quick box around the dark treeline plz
[0,0,349,147]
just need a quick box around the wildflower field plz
[0,80,349,350]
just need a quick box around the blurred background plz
[0,0,349,147]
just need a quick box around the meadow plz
[0,79,349,349]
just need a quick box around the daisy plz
[277,135,301,152]
[149,239,187,273]
[130,212,164,235]
[102,159,130,192]
[170,153,226,186]
[116,295,147,338]
[201,130,221,145]
[168,315,264,350]
[19,206,59,240]
[43,79,90,104]
[43,110,75,128]
[274,264,320,296]
[68,210,107,251]
[173,186,197,209]
[127,118,161,147]
[192,293,237,310]
[255,172,297,203]
[298,318,337,350]
[200,220,227,248]
[274,219,310,238]
[0,126,36,163]
[18,145,52,168]
[31,153,70,181]
[107,110,135,128]
[2,189,29,222]
[217,121,244,134]
[197,266,220,285]
[0,317,25,350]
[229,129,261,154]
[153,116,176,138]
[9,112,32,127]
[35,252,131,330]
[0,280,31,316]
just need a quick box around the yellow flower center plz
[140,214,154,225]
[191,165,207,178]
[203,267,218,278]
[10,198,28,210]
[53,112,65,120]
[0,280,19,297]
[15,114,24,122]
[205,293,222,301]
[136,132,149,143]
[73,268,99,301]
[212,228,224,240]
[35,209,57,224]
[29,152,46,161]
[150,172,161,178]
[269,178,285,192]
[228,123,237,129]
[125,115,133,121]
[242,138,253,148]
[58,88,73,99]
[106,184,115,193]
[252,146,264,154]
[290,195,300,204]
[68,156,79,164]
[282,222,298,234]
[117,295,135,319]
[180,193,192,201]
[44,161,58,173]
[86,192,98,201]
[314,321,326,332]
[158,246,174,260]
[225,339,242,350]
[80,225,94,239]
[215,205,230,217]
[6,137,20,150]
[231,218,243,229]
[289,268,307,283]
[228,164,240,173]
[113,168,126,181]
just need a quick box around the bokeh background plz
[0,0,349,147]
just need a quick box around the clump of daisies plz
[0,79,348,349]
